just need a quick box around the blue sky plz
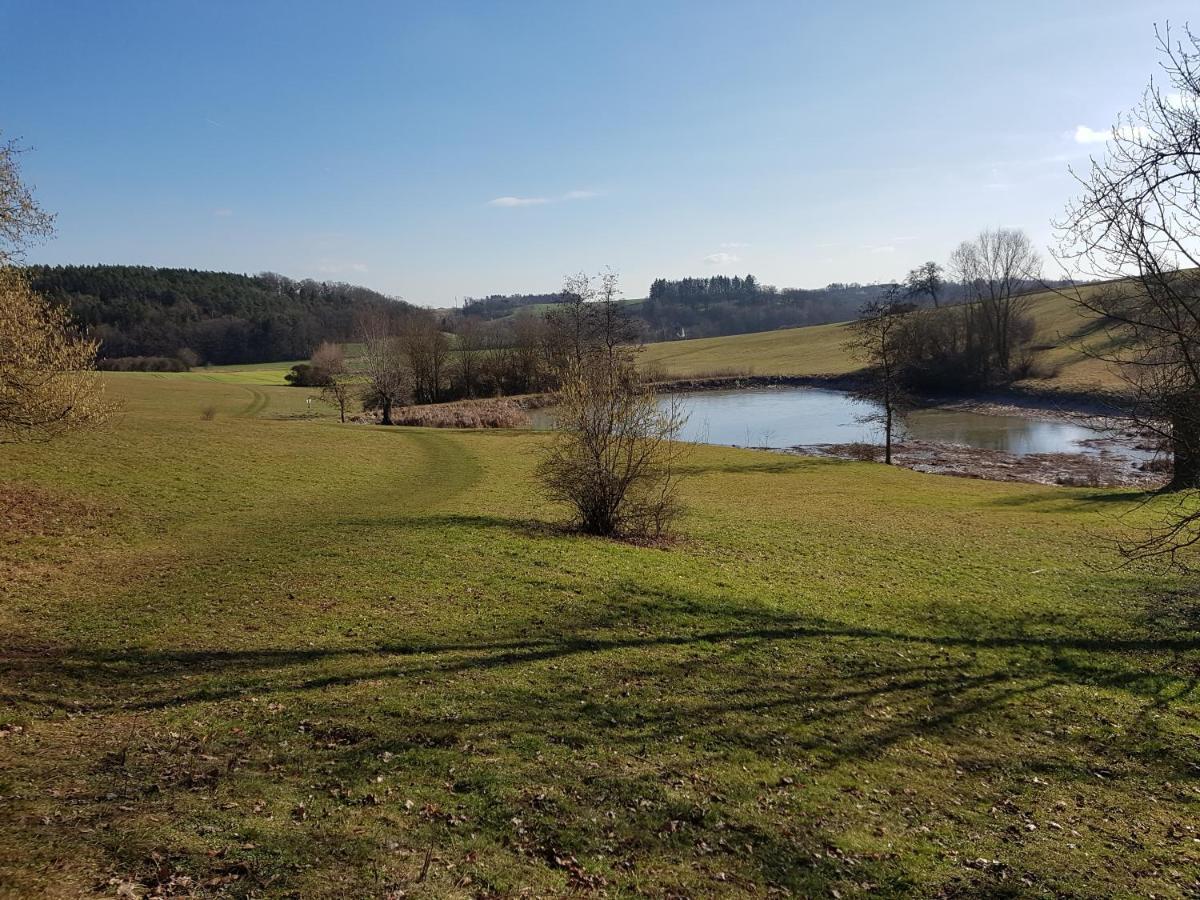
[3,0,1193,304]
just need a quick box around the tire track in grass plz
[237,386,270,417]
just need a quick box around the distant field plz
[151,289,1121,395]
[122,360,305,386]
[1,373,1196,896]
[641,287,1123,391]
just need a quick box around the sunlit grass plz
[0,374,1195,896]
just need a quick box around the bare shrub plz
[537,355,687,540]
[1055,454,1109,488]
[200,405,217,421]
[1141,456,1173,475]
[321,374,358,423]
[843,442,882,462]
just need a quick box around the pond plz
[531,387,1133,458]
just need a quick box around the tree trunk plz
[1169,409,1200,490]
[381,398,393,426]
[884,407,893,465]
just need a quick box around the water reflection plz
[530,387,1130,458]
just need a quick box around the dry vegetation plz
[365,397,531,429]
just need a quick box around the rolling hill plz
[640,285,1123,392]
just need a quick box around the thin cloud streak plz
[487,189,600,208]
[704,251,741,265]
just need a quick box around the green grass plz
[1,374,1198,897]
[641,287,1124,392]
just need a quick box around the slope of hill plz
[30,265,409,366]
[641,286,1123,392]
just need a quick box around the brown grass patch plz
[1,484,104,544]
[370,398,532,429]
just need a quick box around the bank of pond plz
[528,386,1162,486]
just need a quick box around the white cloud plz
[318,260,369,274]
[1073,124,1153,144]
[720,241,750,249]
[487,189,599,207]
[704,251,741,265]
[488,196,549,207]
[1073,125,1110,144]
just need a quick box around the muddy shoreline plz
[784,440,1166,488]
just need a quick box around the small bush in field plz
[200,405,217,421]
[537,355,687,540]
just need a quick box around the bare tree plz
[593,268,641,369]
[547,272,599,371]
[845,291,916,464]
[1056,24,1200,568]
[950,228,1041,377]
[0,135,55,265]
[321,373,356,423]
[455,315,486,397]
[904,261,944,308]
[401,310,450,404]
[504,311,553,394]
[357,312,410,425]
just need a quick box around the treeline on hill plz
[641,275,904,340]
[452,276,938,343]
[297,274,642,421]
[459,291,562,320]
[28,265,409,365]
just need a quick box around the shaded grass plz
[0,376,1197,896]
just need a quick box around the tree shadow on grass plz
[332,512,567,540]
[986,488,1157,511]
[2,598,1198,895]
[675,456,827,477]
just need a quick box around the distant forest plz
[641,275,897,340]
[32,265,1014,367]
[454,275,908,342]
[459,291,562,320]
[29,266,409,364]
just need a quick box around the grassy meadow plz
[640,287,1121,391]
[1,372,1198,897]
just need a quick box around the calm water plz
[532,387,1128,457]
